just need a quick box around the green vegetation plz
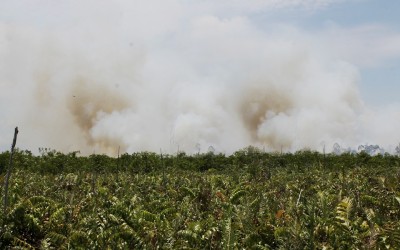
[1,147,400,249]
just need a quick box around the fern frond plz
[140,210,158,222]
[68,230,91,248]
[249,197,261,209]
[49,207,66,224]
[28,195,55,206]
[160,207,176,219]
[178,229,198,243]
[335,198,352,227]
[12,237,35,249]
[230,190,246,205]
[110,229,143,248]
[222,206,235,250]
[45,232,67,247]
[244,233,261,247]
[379,223,400,247]
[181,187,196,199]
[364,208,375,223]
[335,197,354,240]
[252,245,271,250]
[25,213,43,234]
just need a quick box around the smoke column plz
[1,0,399,155]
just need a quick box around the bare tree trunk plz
[3,127,19,214]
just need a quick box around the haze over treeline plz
[1,0,400,155]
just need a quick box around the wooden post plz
[3,127,19,214]
[160,149,166,188]
[116,145,120,181]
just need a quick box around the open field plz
[1,148,400,249]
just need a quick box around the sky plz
[0,0,400,154]
[248,0,400,106]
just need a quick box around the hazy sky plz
[252,0,400,106]
[1,0,399,154]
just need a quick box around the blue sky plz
[311,0,400,106]
[334,1,400,106]
[1,0,400,153]
[250,0,400,106]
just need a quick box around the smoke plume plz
[1,0,399,155]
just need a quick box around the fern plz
[140,210,158,223]
[44,232,67,247]
[244,233,263,248]
[364,208,375,223]
[1,151,399,249]
[252,245,271,250]
[203,226,218,241]
[335,197,353,232]
[48,207,67,231]
[181,186,196,199]
[160,207,176,220]
[110,203,141,233]
[12,237,35,249]
[249,196,261,209]
[109,229,143,248]
[178,229,198,245]
[378,223,400,248]
[230,190,246,205]
[67,230,91,248]
[222,205,236,250]
[25,213,43,234]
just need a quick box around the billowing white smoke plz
[0,0,399,155]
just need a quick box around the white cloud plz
[185,0,349,13]
[318,25,400,67]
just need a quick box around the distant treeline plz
[1,146,399,174]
